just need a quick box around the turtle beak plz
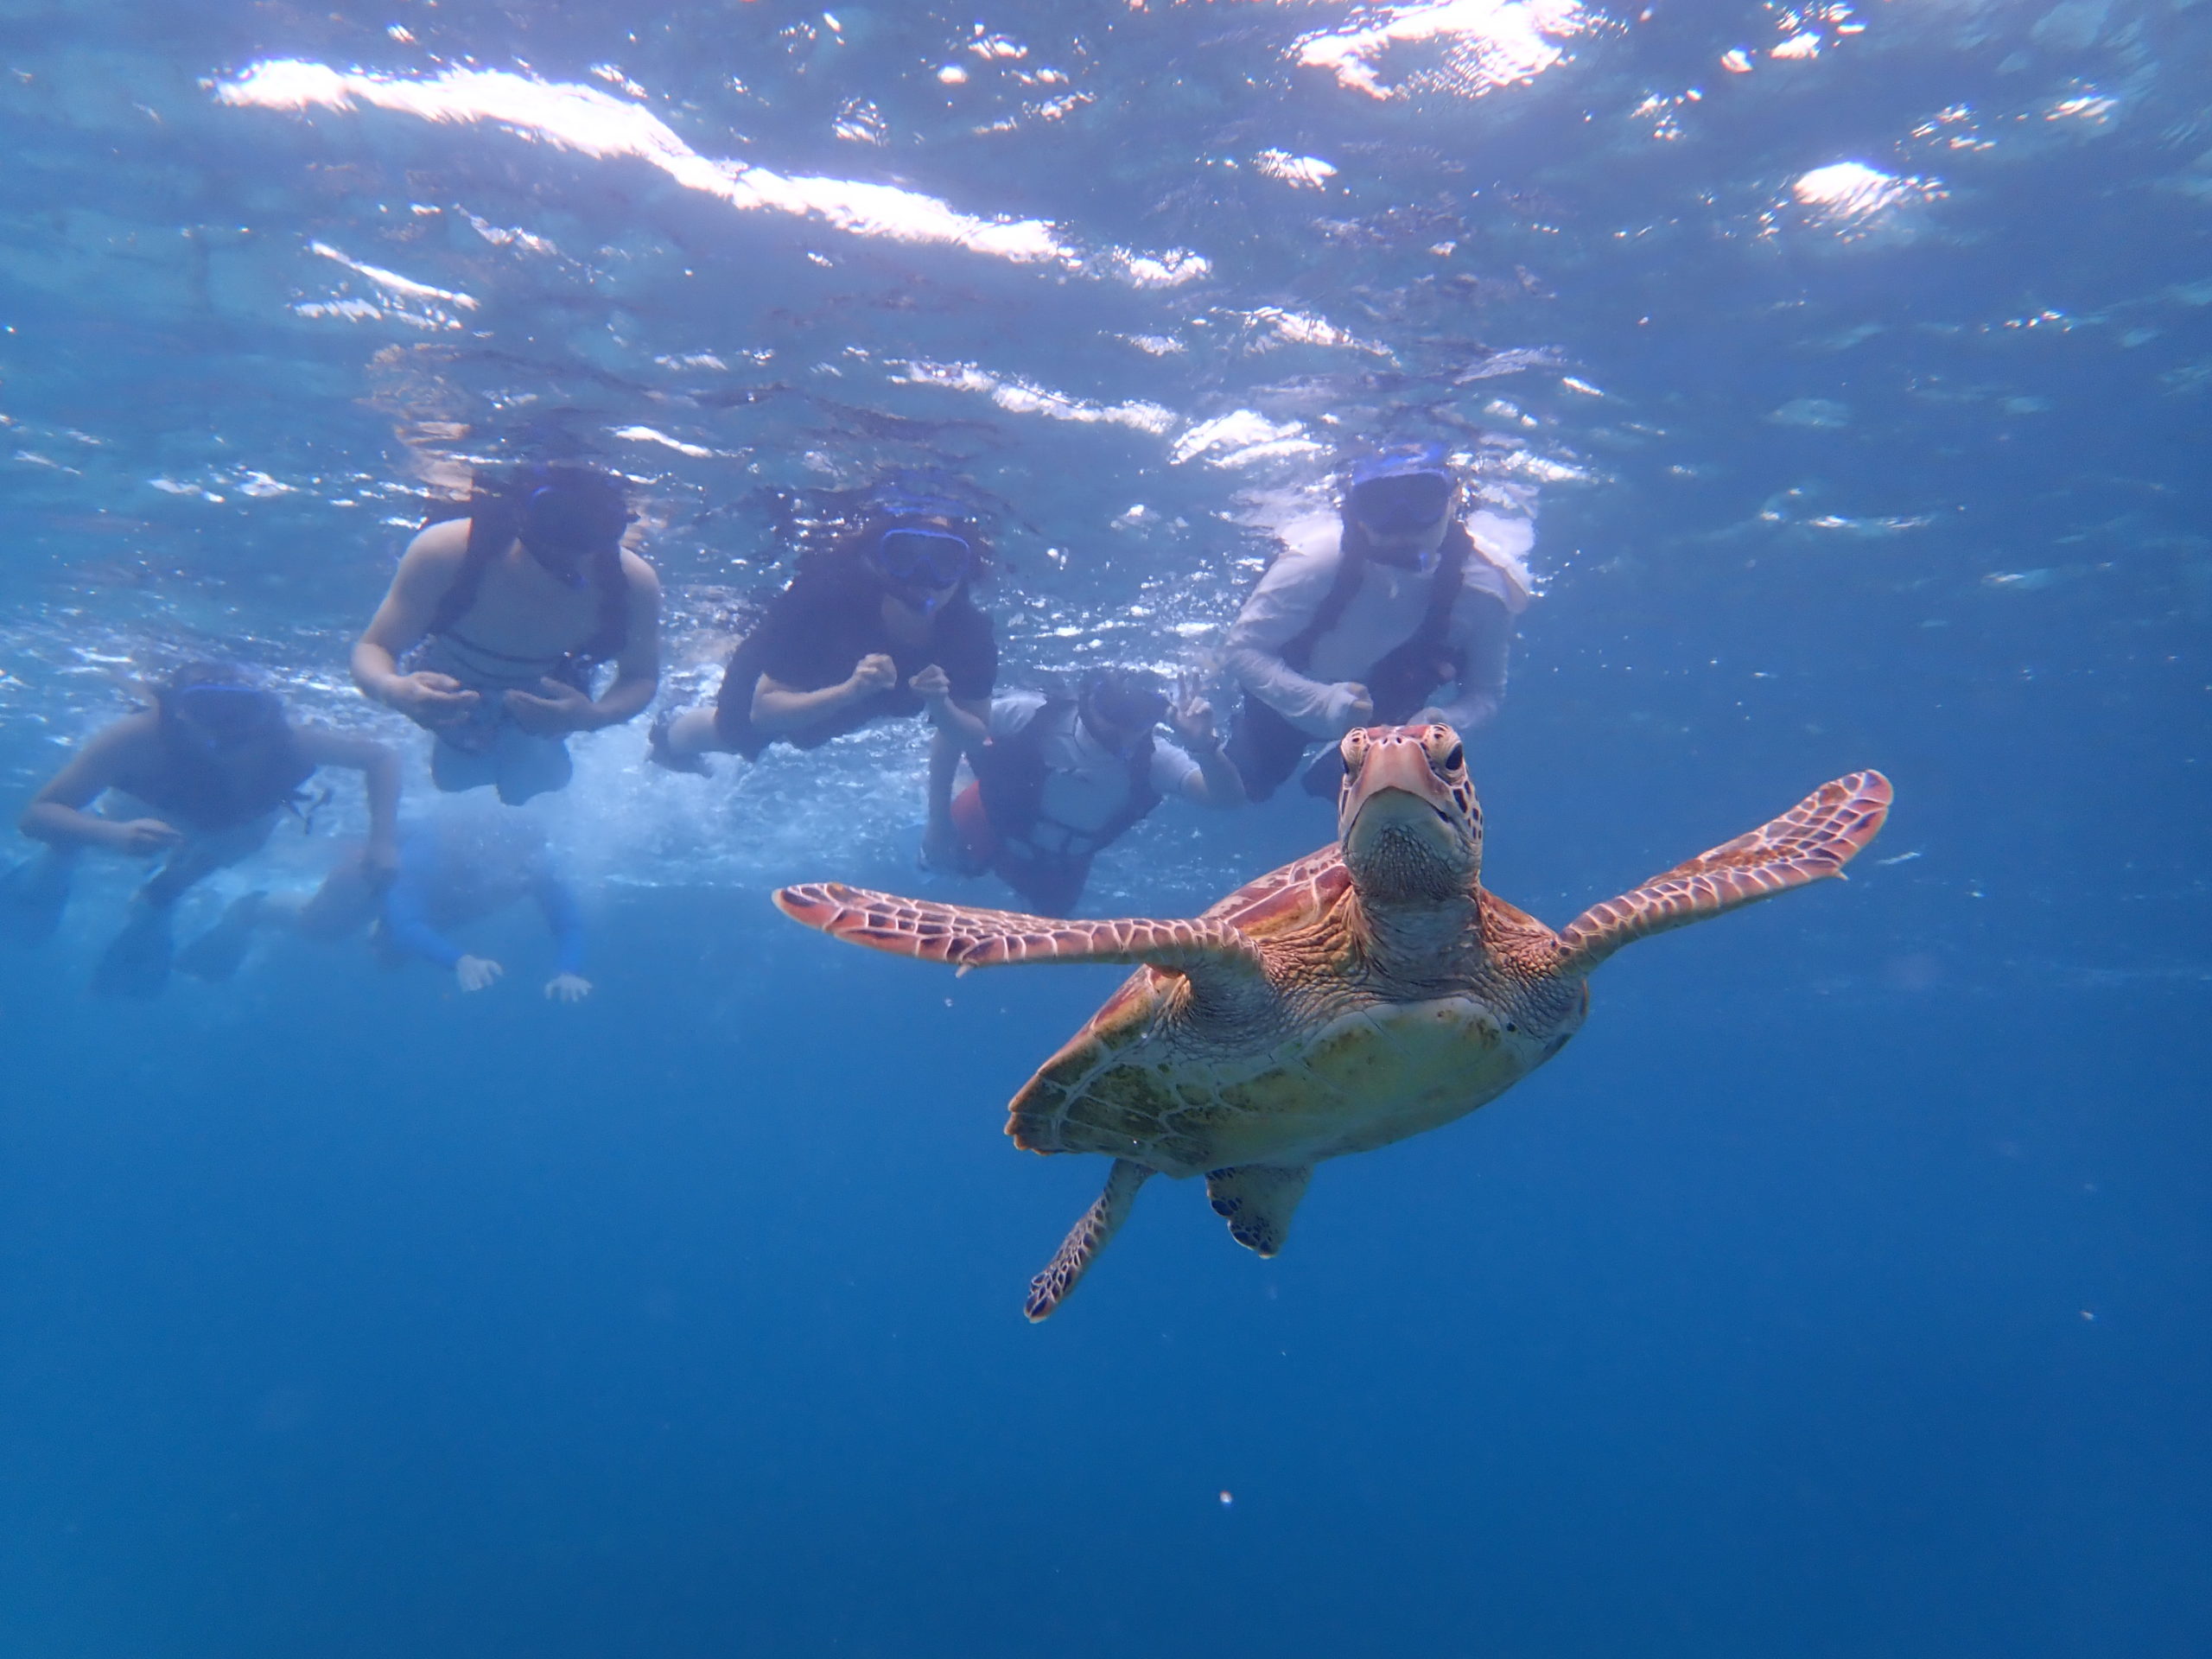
[1339,729,1456,836]
[1337,726,1479,903]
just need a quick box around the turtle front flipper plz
[1026,1159,1153,1322]
[1205,1164,1313,1257]
[774,883,1267,990]
[1554,770,1892,976]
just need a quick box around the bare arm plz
[922,721,966,849]
[294,726,403,874]
[586,551,661,729]
[912,666,989,754]
[1182,742,1247,810]
[352,520,482,728]
[917,694,993,872]
[934,698,990,782]
[751,653,897,735]
[1164,700,1247,809]
[18,715,181,855]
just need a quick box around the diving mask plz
[172,682,286,750]
[877,526,974,604]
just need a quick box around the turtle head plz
[1337,724,1482,904]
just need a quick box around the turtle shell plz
[1003,843,1489,1171]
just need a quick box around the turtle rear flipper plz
[1025,1159,1153,1323]
[1205,1164,1313,1256]
[1554,770,1891,976]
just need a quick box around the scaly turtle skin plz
[777,726,1891,1320]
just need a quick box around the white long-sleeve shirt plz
[1224,510,1535,740]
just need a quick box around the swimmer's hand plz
[543,973,593,1004]
[384,671,482,731]
[104,817,184,857]
[845,652,899,699]
[1325,682,1375,734]
[910,663,953,708]
[455,955,504,993]
[505,677,600,736]
[1168,696,1224,753]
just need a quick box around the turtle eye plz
[1440,742,1465,772]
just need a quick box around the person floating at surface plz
[352,461,662,805]
[370,810,592,1001]
[934,666,1246,917]
[649,510,997,868]
[1224,443,1535,802]
[1,663,402,998]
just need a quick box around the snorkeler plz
[2,662,402,998]
[650,510,996,868]
[369,808,592,1001]
[932,666,1245,918]
[1224,444,1535,801]
[352,461,662,805]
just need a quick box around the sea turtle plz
[776,725,1891,1320]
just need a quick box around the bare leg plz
[293,855,384,941]
[647,704,731,776]
[178,842,385,981]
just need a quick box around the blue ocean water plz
[1,0,2207,1652]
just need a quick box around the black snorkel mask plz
[874,525,974,615]
[518,466,633,587]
